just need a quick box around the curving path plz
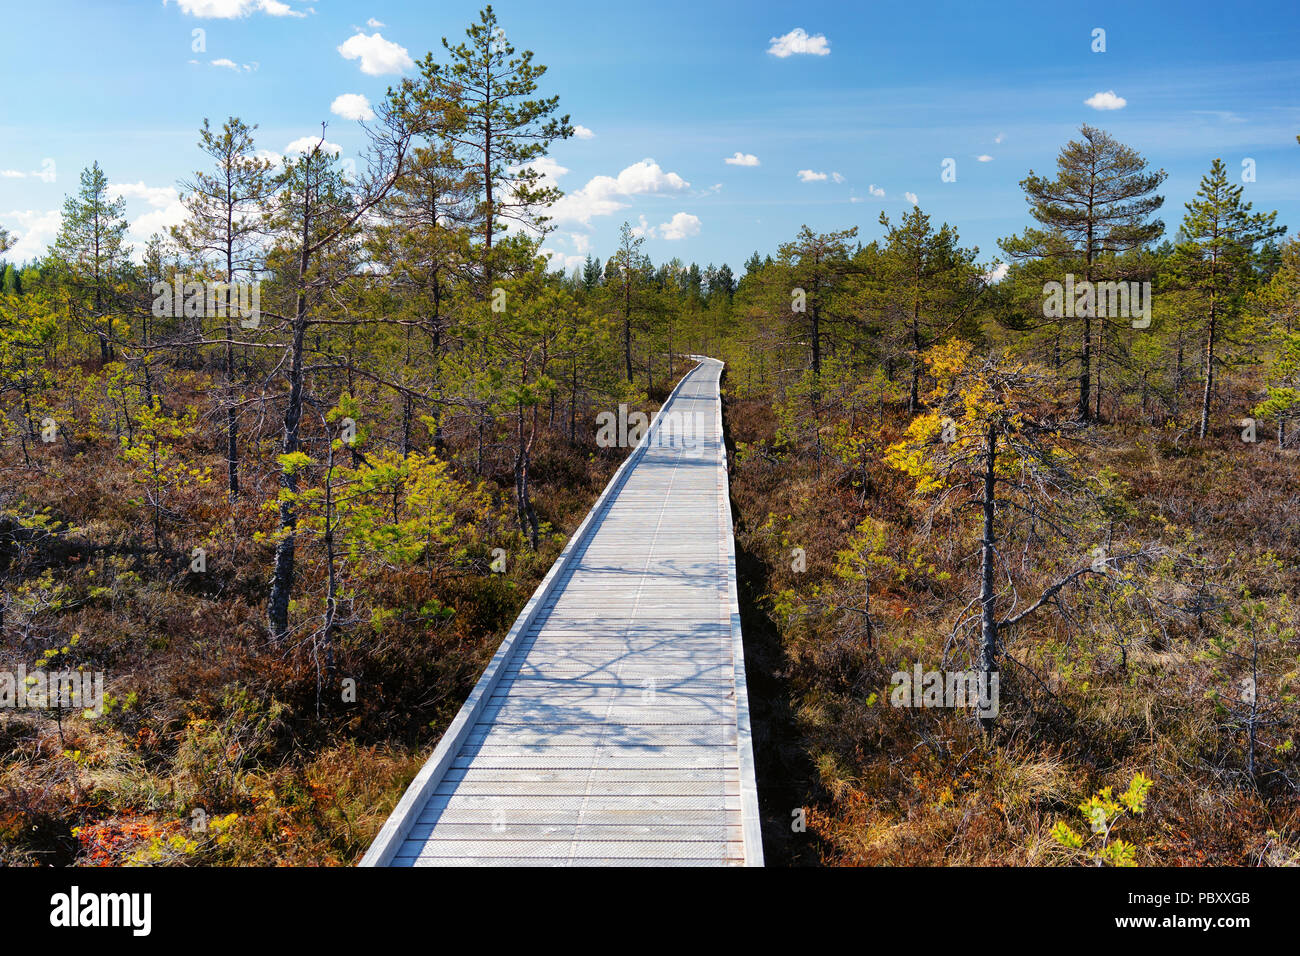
[360,357,762,867]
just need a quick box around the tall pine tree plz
[1000,125,1166,420]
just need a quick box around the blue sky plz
[2,0,1298,274]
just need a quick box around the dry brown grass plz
[726,388,1300,867]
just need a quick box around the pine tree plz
[1254,239,1300,446]
[264,113,414,643]
[877,206,981,412]
[1175,158,1284,438]
[370,93,476,453]
[469,262,580,549]
[581,254,602,292]
[885,340,1150,728]
[713,262,735,301]
[1000,126,1167,420]
[175,117,274,500]
[117,398,212,552]
[776,225,858,383]
[52,162,131,365]
[426,5,572,286]
[610,221,646,382]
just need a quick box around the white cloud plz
[167,0,250,13]
[366,17,384,27]
[337,32,413,75]
[285,136,343,155]
[538,229,592,270]
[522,156,569,184]
[132,201,189,240]
[1085,90,1127,110]
[492,158,571,235]
[612,160,689,194]
[659,212,701,241]
[166,0,305,17]
[208,57,257,71]
[985,263,1009,283]
[976,154,993,162]
[540,247,585,272]
[0,208,62,263]
[768,28,830,58]
[904,191,919,205]
[868,183,885,197]
[108,183,188,244]
[255,148,285,167]
[549,158,690,226]
[994,132,1005,144]
[630,214,656,239]
[573,124,595,140]
[331,93,374,121]
[725,152,759,166]
[110,182,179,208]
[1,170,26,179]
[849,196,864,203]
[831,171,844,183]
[257,0,302,15]
[797,169,828,182]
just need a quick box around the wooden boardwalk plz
[360,357,763,867]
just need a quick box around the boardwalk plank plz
[360,358,762,867]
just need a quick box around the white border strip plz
[690,355,765,866]
[360,359,708,866]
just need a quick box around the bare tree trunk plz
[979,420,999,732]
[909,284,922,413]
[623,276,633,382]
[514,401,539,550]
[225,322,239,500]
[569,356,578,445]
[224,221,241,501]
[318,442,339,715]
[1078,224,1096,420]
[476,408,485,475]
[909,321,921,414]
[1199,292,1217,439]
[401,392,412,457]
[1094,321,1105,423]
[268,200,312,643]
[1174,335,1185,419]
[811,304,822,378]
[1079,311,1092,420]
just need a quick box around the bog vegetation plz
[0,8,1296,865]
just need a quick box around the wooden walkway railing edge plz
[700,356,765,866]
